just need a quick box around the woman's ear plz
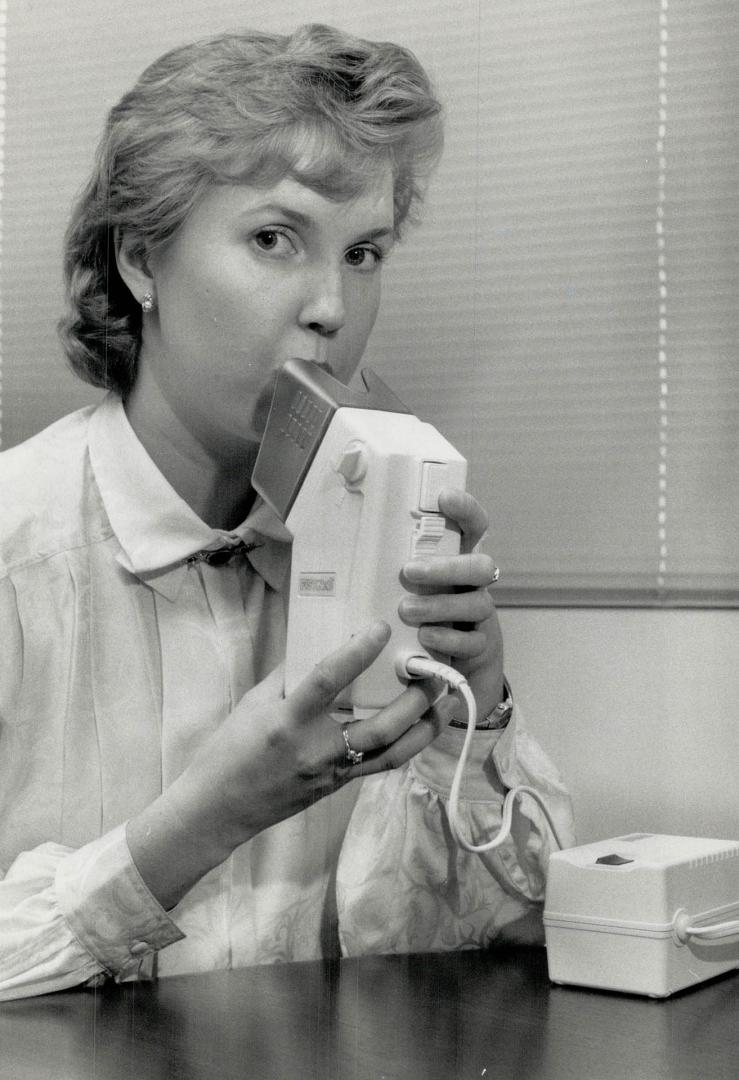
[115,228,155,307]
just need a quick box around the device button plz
[419,461,448,512]
[411,514,447,558]
[336,441,368,485]
[595,854,634,866]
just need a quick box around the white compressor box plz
[543,833,739,998]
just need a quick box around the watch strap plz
[449,677,513,730]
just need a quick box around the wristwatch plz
[449,677,513,730]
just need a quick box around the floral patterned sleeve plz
[335,710,575,956]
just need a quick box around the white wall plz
[500,607,738,844]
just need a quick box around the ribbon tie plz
[186,541,263,567]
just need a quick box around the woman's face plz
[132,167,395,459]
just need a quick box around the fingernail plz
[369,620,391,643]
[405,561,430,582]
[399,598,421,621]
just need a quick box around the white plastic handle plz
[673,908,739,945]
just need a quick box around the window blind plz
[1,0,737,607]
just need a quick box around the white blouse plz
[0,395,574,1000]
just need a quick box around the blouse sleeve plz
[0,826,184,1001]
[0,573,183,1001]
[335,708,575,957]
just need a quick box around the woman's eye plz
[345,246,383,270]
[253,229,295,255]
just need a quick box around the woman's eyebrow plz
[244,203,313,228]
[360,225,395,243]
[240,204,394,241]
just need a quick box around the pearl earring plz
[141,292,155,314]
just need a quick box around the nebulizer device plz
[252,360,739,998]
[252,359,467,715]
[252,359,546,854]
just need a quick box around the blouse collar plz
[88,394,291,598]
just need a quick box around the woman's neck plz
[123,375,259,532]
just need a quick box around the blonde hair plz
[59,24,443,395]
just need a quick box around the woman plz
[0,24,573,999]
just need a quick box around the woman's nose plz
[299,267,346,337]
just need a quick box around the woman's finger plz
[417,625,489,659]
[436,488,489,553]
[398,588,494,627]
[353,694,460,775]
[403,552,498,590]
[337,680,438,759]
[289,620,391,716]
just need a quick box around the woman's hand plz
[127,621,458,910]
[399,488,504,723]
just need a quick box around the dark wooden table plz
[1,947,737,1080]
